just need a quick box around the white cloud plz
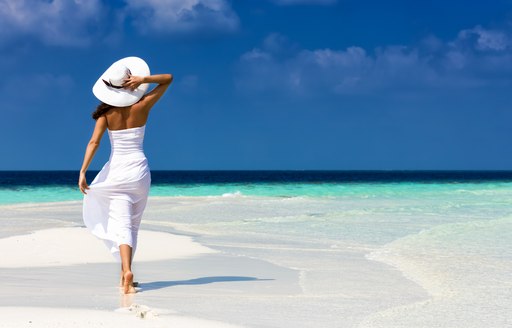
[240,48,274,61]
[234,26,512,97]
[0,0,103,46]
[0,0,239,46]
[292,47,374,93]
[269,0,337,5]
[309,47,369,68]
[235,35,412,95]
[457,25,509,51]
[124,0,239,35]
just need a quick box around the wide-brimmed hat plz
[92,56,150,107]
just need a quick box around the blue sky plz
[2,0,512,170]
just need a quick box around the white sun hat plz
[92,56,150,107]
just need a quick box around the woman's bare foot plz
[120,272,139,287]
[123,271,136,294]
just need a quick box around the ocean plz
[3,170,512,204]
[1,170,511,326]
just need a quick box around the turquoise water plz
[2,181,512,205]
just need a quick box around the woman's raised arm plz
[124,74,173,112]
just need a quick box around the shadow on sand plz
[139,276,274,291]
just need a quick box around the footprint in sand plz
[129,304,158,319]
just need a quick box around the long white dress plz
[83,125,151,261]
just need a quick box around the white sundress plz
[82,125,151,261]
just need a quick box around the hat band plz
[102,79,124,89]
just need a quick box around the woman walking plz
[78,57,173,294]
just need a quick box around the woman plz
[78,56,173,294]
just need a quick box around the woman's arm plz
[123,74,173,112]
[123,74,173,91]
[78,116,108,194]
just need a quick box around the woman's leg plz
[108,198,137,294]
[119,196,147,289]
[120,244,136,294]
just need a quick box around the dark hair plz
[92,102,113,120]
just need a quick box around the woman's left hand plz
[123,75,144,91]
[79,173,89,195]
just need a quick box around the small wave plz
[221,191,243,197]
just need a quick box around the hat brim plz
[92,56,150,107]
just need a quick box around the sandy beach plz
[1,192,510,327]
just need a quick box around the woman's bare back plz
[104,103,149,131]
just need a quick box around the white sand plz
[0,306,243,328]
[0,199,432,328]
[0,227,217,268]
[0,226,243,327]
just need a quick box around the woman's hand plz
[79,173,89,195]
[123,75,145,91]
